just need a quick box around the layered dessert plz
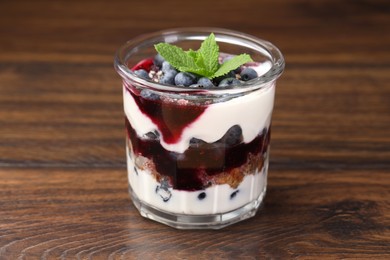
[124,57,274,215]
[115,29,284,228]
[124,88,273,214]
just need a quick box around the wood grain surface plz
[1,0,389,259]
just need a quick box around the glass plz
[114,28,284,229]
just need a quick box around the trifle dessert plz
[114,28,284,229]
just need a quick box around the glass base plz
[128,185,266,230]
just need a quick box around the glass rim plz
[114,27,285,94]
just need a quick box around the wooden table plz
[1,0,389,259]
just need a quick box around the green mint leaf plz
[198,33,219,74]
[155,43,196,71]
[194,54,208,74]
[155,43,212,77]
[185,49,198,59]
[155,34,254,80]
[184,67,210,76]
[186,49,212,76]
[212,54,253,78]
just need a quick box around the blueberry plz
[174,72,197,86]
[198,192,206,200]
[218,78,242,87]
[134,69,150,79]
[240,67,258,81]
[162,61,177,73]
[153,54,165,68]
[230,190,239,199]
[213,70,236,84]
[140,89,159,100]
[197,77,215,88]
[160,69,178,85]
[224,125,242,146]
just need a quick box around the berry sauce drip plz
[127,87,207,144]
[125,117,270,191]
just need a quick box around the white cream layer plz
[123,82,275,154]
[127,148,268,215]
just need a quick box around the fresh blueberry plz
[197,77,215,88]
[161,61,177,73]
[240,67,258,81]
[218,78,242,87]
[160,69,178,85]
[140,89,159,100]
[175,72,197,86]
[213,70,236,84]
[224,125,243,146]
[153,54,165,68]
[134,69,150,79]
[198,192,206,200]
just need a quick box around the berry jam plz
[129,87,207,144]
[125,86,270,191]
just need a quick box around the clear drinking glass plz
[114,28,284,229]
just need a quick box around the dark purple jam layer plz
[125,117,270,191]
[128,86,207,144]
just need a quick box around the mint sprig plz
[154,33,253,79]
